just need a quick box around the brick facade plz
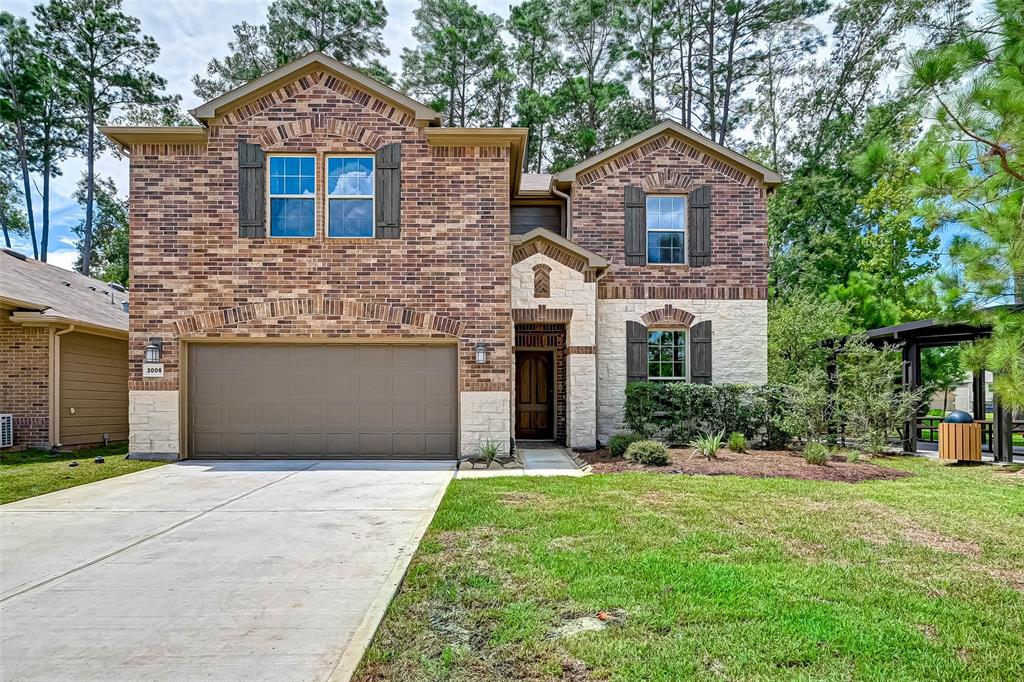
[571,135,769,298]
[121,61,771,457]
[126,71,513,457]
[0,310,49,447]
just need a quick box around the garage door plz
[188,344,457,459]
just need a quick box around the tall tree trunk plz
[15,121,38,259]
[718,11,740,145]
[706,0,716,139]
[83,106,95,276]
[1,219,10,248]
[41,159,50,262]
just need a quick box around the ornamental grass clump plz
[624,440,669,466]
[607,433,644,458]
[727,431,746,453]
[690,431,725,460]
[803,441,830,466]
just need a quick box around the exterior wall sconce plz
[474,342,488,364]
[143,338,163,363]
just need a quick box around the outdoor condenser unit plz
[0,414,13,448]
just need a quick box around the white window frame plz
[266,153,317,238]
[646,194,687,265]
[325,154,376,239]
[647,328,689,381]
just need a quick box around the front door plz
[516,351,553,439]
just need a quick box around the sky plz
[5,0,511,271]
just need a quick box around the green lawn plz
[357,458,1024,681]
[0,444,164,505]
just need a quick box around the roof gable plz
[190,52,440,126]
[554,121,782,188]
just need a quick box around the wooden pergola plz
[861,317,1020,462]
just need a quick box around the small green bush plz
[846,450,861,464]
[727,431,746,452]
[625,440,669,466]
[608,433,643,458]
[803,441,830,466]
[690,431,725,460]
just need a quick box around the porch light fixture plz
[143,338,163,363]
[474,342,488,364]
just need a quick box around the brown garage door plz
[188,344,457,459]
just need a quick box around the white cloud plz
[45,249,80,272]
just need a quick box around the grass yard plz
[0,444,163,505]
[356,457,1024,681]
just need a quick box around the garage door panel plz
[425,433,455,456]
[190,344,456,458]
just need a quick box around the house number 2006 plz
[143,363,165,378]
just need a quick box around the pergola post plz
[992,392,1014,463]
[971,371,986,420]
[902,341,920,453]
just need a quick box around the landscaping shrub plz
[625,440,669,466]
[607,433,643,458]
[690,431,725,460]
[803,441,830,466]
[727,431,746,452]
[624,381,789,448]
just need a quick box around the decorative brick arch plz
[171,297,465,337]
[512,241,588,274]
[533,263,551,298]
[258,116,385,150]
[641,304,695,328]
[641,171,695,194]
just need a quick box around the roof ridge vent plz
[2,248,28,261]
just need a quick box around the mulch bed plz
[580,447,912,483]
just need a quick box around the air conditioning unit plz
[0,414,12,448]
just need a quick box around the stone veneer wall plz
[126,69,512,458]
[596,298,768,443]
[128,390,180,460]
[460,391,511,456]
[512,253,598,449]
[0,311,50,448]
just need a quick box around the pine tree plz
[401,0,505,127]
[35,0,166,276]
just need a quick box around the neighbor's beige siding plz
[59,331,128,446]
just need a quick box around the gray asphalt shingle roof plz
[0,249,128,333]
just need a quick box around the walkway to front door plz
[515,350,554,439]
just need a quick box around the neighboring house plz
[102,52,779,461]
[0,248,129,449]
[929,372,994,414]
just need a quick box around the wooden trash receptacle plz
[938,422,982,462]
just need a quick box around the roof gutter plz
[7,311,128,339]
[551,185,572,240]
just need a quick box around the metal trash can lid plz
[943,410,974,423]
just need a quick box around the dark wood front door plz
[516,351,553,439]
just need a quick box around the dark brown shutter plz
[626,321,648,383]
[375,142,401,238]
[238,140,265,237]
[624,185,646,265]
[688,185,711,266]
[690,320,712,384]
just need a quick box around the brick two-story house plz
[102,52,780,461]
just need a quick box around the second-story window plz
[327,156,374,238]
[268,156,316,237]
[646,195,686,264]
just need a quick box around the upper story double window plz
[267,155,375,238]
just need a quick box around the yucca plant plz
[690,430,725,461]
[476,440,503,465]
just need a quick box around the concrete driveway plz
[0,459,453,682]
